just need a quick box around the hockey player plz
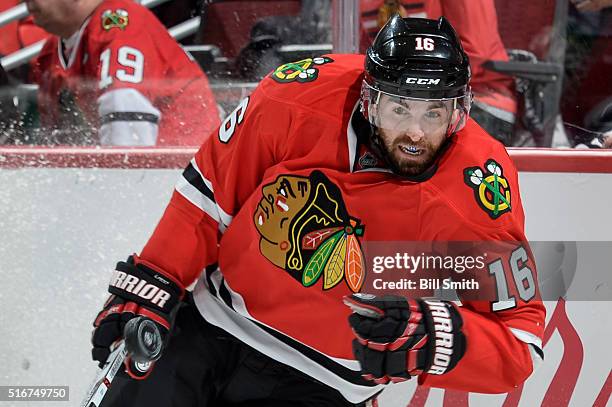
[28,0,219,146]
[91,15,545,406]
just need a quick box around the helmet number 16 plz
[415,37,435,51]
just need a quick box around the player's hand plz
[344,294,466,384]
[91,256,184,379]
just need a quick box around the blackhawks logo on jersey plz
[464,159,512,219]
[254,171,366,293]
[270,57,333,84]
[101,9,129,31]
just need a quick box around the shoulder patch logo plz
[101,9,129,31]
[270,57,333,84]
[254,170,366,292]
[464,159,512,219]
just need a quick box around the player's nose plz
[402,124,425,142]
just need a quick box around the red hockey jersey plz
[32,0,219,146]
[139,55,544,402]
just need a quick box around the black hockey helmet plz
[361,15,472,135]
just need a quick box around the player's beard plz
[373,130,444,177]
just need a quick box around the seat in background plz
[198,0,302,59]
[486,0,568,146]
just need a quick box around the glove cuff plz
[108,255,184,315]
[419,299,466,375]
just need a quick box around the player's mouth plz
[398,144,423,156]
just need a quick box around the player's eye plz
[425,110,442,119]
[392,105,408,115]
[277,187,287,197]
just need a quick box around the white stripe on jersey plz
[188,158,234,228]
[510,327,544,372]
[97,88,160,146]
[347,101,359,172]
[175,176,222,226]
[99,120,158,146]
[510,327,543,351]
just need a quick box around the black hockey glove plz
[344,294,466,384]
[91,255,184,379]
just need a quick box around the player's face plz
[25,0,76,35]
[374,95,453,176]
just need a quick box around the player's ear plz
[450,108,460,125]
[446,107,464,136]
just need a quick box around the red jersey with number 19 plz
[139,54,545,402]
[32,0,219,146]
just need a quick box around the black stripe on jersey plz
[205,270,235,311]
[205,264,219,297]
[218,278,234,310]
[100,112,160,124]
[183,162,215,203]
[249,318,376,387]
[531,344,544,360]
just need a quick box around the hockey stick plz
[81,317,163,407]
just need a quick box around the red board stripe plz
[0,147,196,169]
[507,148,612,173]
[1,147,612,173]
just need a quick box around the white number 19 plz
[99,46,144,89]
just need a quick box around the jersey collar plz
[58,17,91,70]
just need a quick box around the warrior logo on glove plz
[254,170,366,292]
[91,256,184,379]
[344,294,466,384]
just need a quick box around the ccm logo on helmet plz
[110,270,171,308]
[424,300,455,375]
[406,78,441,85]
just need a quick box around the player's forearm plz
[418,306,537,393]
[140,191,219,288]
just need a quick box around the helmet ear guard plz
[446,87,472,136]
[360,80,383,127]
